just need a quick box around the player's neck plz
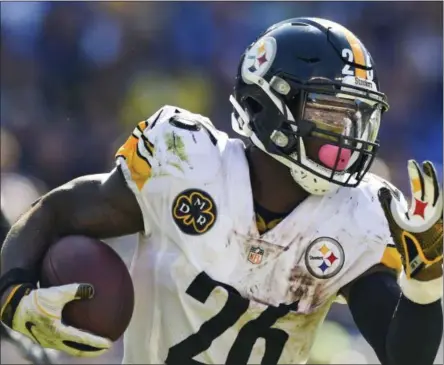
[246,145,309,214]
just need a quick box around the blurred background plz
[0,1,442,364]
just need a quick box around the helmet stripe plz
[308,18,369,79]
[342,28,367,79]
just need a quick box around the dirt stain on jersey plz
[287,266,327,310]
[282,234,305,251]
[165,131,189,162]
[231,295,335,363]
[273,295,336,360]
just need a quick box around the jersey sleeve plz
[115,105,227,235]
[115,120,155,191]
[115,114,158,235]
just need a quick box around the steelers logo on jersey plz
[172,189,217,235]
[304,237,345,279]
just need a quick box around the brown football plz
[40,235,134,341]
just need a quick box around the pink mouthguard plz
[318,144,351,171]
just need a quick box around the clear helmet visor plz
[302,93,382,170]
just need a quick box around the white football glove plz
[378,160,443,279]
[1,283,112,357]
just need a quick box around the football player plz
[0,18,442,365]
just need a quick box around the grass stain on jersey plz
[165,131,189,162]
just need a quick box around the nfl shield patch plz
[248,246,264,264]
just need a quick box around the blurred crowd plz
[1,2,443,364]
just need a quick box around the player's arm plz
[0,167,144,357]
[343,267,442,365]
[1,106,160,280]
[343,161,443,365]
[0,109,163,356]
[1,167,142,278]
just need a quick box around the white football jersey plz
[115,105,403,364]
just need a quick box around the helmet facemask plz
[230,71,388,195]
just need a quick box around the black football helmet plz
[230,17,389,195]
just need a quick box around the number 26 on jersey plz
[166,272,299,364]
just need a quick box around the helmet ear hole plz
[241,97,263,133]
[244,97,263,115]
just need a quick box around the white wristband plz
[399,271,443,305]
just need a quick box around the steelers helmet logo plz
[241,37,277,85]
[172,189,217,235]
[304,237,345,279]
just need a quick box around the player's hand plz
[378,160,443,280]
[0,283,112,357]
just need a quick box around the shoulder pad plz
[142,105,228,182]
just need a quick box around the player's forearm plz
[0,177,98,277]
[1,176,104,293]
[1,197,57,276]
[0,197,57,307]
[1,170,143,304]
[348,271,442,365]
[385,295,443,365]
